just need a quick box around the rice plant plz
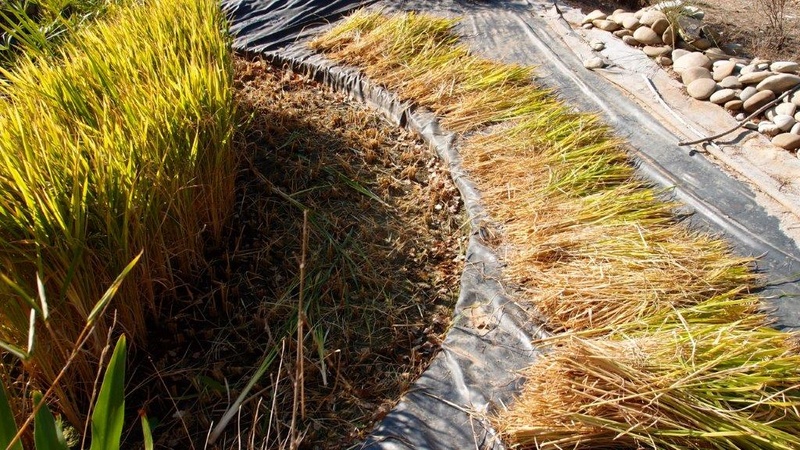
[0,0,235,427]
[310,10,544,133]
[0,0,117,68]
[497,298,800,449]
[313,9,754,333]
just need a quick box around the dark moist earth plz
[127,55,466,449]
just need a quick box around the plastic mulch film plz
[222,0,800,448]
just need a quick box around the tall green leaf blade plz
[0,340,28,362]
[0,379,22,450]
[87,253,141,324]
[89,334,127,450]
[32,391,67,450]
[141,412,154,450]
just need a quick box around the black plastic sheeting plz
[221,1,800,448]
[222,0,378,52]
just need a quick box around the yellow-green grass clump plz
[312,10,800,449]
[0,0,117,67]
[462,119,755,331]
[0,0,235,426]
[497,297,800,449]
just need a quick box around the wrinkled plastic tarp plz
[223,0,378,52]
[222,1,800,448]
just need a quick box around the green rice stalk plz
[0,0,117,68]
[0,0,235,426]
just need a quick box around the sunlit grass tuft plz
[497,297,800,449]
[0,0,235,426]
[311,9,544,133]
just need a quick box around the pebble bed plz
[580,2,800,152]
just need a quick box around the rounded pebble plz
[584,57,606,69]
[725,100,744,111]
[656,56,673,66]
[622,35,640,46]
[774,114,797,131]
[710,88,737,104]
[662,27,675,46]
[687,78,717,100]
[771,61,800,74]
[651,18,670,35]
[772,133,800,150]
[772,114,797,131]
[672,48,690,62]
[766,107,778,121]
[738,71,775,84]
[740,86,758,102]
[623,16,641,30]
[682,66,712,85]
[593,19,620,31]
[640,10,667,26]
[583,9,607,24]
[756,74,800,93]
[759,121,781,136]
[712,60,736,81]
[743,90,776,112]
[644,45,672,58]
[633,26,661,45]
[719,75,742,89]
[673,52,711,74]
[775,103,797,117]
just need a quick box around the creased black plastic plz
[221,0,378,53]
[222,1,800,448]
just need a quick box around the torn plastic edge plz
[251,45,549,449]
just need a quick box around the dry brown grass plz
[311,10,549,133]
[497,298,800,449]
[461,119,755,332]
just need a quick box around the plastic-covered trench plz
[222,0,800,448]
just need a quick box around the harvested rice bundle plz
[311,10,549,132]
[314,10,755,333]
[313,10,782,449]
[497,299,800,449]
[461,114,755,331]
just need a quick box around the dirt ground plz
[561,0,800,61]
[128,56,466,449]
